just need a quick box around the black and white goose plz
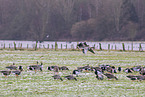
[72,69,81,77]
[124,68,133,73]
[18,66,24,71]
[95,70,104,80]
[131,66,141,72]
[118,67,122,72]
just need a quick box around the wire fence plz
[0,40,145,51]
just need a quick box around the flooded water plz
[0,40,145,51]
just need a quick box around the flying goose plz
[77,42,95,54]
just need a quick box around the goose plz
[53,66,59,75]
[83,64,91,72]
[124,68,133,73]
[6,63,17,70]
[72,69,81,77]
[0,70,11,77]
[12,70,22,77]
[77,42,95,54]
[92,67,103,72]
[52,75,63,81]
[131,66,141,72]
[18,66,23,71]
[95,70,104,80]
[28,62,43,73]
[64,75,77,81]
[60,66,69,70]
[104,73,118,80]
[96,74,104,80]
[126,75,145,81]
[82,47,95,54]
[140,71,145,75]
[139,67,145,75]
[95,70,103,75]
[47,66,60,71]
[118,67,122,72]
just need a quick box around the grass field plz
[0,50,145,97]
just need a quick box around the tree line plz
[0,0,145,41]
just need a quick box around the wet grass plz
[0,50,145,97]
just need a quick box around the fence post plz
[115,45,116,50]
[43,45,45,49]
[14,42,16,50]
[27,44,29,49]
[66,44,67,49]
[47,44,49,49]
[131,42,133,51]
[35,41,38,50]
[122,43,125,51]
[20,43,22,49]
[61,44,62,49]
[3,43,5,49]
[99,43,102,50]
[55,42,58,50]
[9,44,11,49]
[52,44,53,49]
[94,44,95,49]
[111,45,113,50]
[108,44,110,51]
[139,43,142,51]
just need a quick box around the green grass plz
[0,50,145,97]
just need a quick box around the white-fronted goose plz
[52,75,63,81]
[12,70,21,77]
[64,75,77,81]
[6,63,17,70]
[0,70,11,77]
[104,73,118,80]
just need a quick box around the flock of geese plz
[0,42,144,81]
[1,62,145,81]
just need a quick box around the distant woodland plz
[0,0,145,41]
